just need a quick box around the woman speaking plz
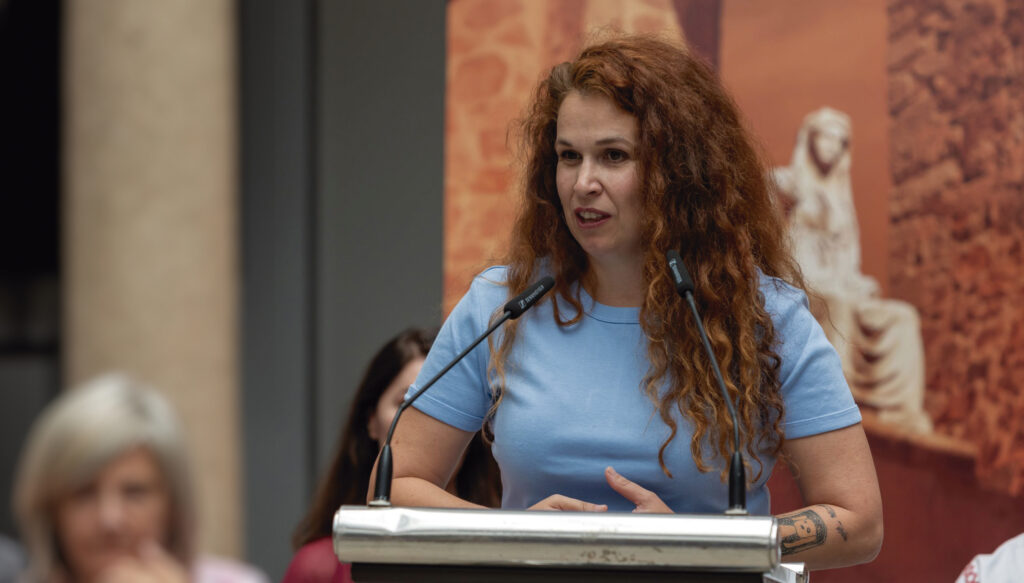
[372,33,883,571]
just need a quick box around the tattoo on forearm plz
[817,505,848,541]
[778,509,827,555]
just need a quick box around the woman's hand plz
[95,541,190,583]
[605,466,674,513]
[527,494,607,512]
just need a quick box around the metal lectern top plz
[333,505,807,582]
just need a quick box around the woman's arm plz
[369,407,482,508]
[606,423,882,570]
[776,422,883,570]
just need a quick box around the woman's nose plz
[574,160,601,195]
[97,492,126,530]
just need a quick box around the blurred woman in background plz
[284,327,500,583]
[12,374,268,583]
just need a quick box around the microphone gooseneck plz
[370,276,556,507]
[666,250,747,515]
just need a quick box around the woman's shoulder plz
[457,263,557,317]
[756,272,810,317]
[280,538,338,583]
[473,265,510,286]
[755,272,824,353]
[457,265,511,309]
[195,554,270,583]
[470,263,558,291]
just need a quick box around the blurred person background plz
[11,374,267,582]
[0,533,26,582]
[0,0,446,579]
[283,327,500,582]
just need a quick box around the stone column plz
[63,1,241,557]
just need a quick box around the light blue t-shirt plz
[408,266,861,515]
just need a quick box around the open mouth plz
[575,208,611,226]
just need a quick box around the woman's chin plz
[70,547,135,581]
[577,244,641,267]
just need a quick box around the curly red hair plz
[488,34,804,482]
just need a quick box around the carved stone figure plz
[773,107,932,433]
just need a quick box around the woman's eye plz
[605,149,628,162]
[71,484,98,502]
[557,150,580,162]
[123,483,153,500]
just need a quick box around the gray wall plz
[240,0,445,578]
[315,0,446,470]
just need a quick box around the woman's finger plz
[96,559,154,583]
[604,466,651,503]
[528,494,607,512]
[138,541,190,583]
[605,466,673,513]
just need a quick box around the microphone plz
[666,250,747,515]
[370,276,556,507]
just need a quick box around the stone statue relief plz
[772,107,932,434]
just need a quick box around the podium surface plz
[334,505,807,582]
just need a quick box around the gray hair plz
[12,373,197,581]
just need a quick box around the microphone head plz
[666,250,695,295]
[504,276,555,319]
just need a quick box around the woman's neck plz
[584,256,645,307]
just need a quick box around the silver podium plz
[334,506,807,582]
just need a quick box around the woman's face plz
[555,91,643,267]
[367,357,425,445]
[54,447,172,582]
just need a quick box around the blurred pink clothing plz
[281,538,352,583]
[195,555,270,583]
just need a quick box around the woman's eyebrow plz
[595,136,632,146]
[555,136,633,146]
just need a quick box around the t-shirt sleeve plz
[406,268,507,432]
[764,279,862,439]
